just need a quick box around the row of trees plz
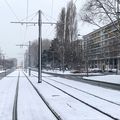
[42,0,79,70]
[24,0,120,71]
[0,50,17,70]
[24,0,80,70]
[80,0,120,31]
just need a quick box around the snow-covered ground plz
[83,75,120,84]
[1,69,120,120]
[43,69,101,75]
[30,71,120,119]
[43,69,120,85]
[0,70,5,73]
[28,73,112,119]
[0,70,19,120]
[18,72,57,120]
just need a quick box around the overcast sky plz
[0,0,96,64]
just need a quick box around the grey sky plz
[0,0,96,64]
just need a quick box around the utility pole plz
[16,43,31,76]
[11,10,57,83]
[38,10,42,83]
[28,41,31,76]
[115,0,120,74]
[3,55,6,77]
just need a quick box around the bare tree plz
[42,39,51,52]
[24,39,51,68]
[29,40,38,67]
[65,0,77,69]
[80,0,120,31]
[56,7,65,45]
[56,7,66,68]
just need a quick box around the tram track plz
[40,75,120,106]
[23,72,62,120]
[12,71,20,120]
[30,74,120,120]
[42,71,120,91]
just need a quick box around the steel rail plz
[23,72,62,120]
[32,74,120,120]
[12,71,20,120]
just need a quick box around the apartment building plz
[83,22,120,71]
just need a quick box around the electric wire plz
[20,12,38,22]
[74,0,78,4]
[23,0,29,43]
[51,0,53,18]
[42,12,57,22]
[4,0,20,21]
[27,0,29,21]
[46,27,56,39]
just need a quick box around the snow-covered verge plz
[42,69,120,85]
[41,73,120,105]
[1,69,120,120]
[42,69,101,75]
[18,72,57,120]
[83,75,120,84]
[27,74,112,119]
[29,71,120,119]
[0,70,5,73]
[0,70,19,120]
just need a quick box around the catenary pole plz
[16,43,31,75]
[11,10,57,83]
[28,41,31,76]
[38,10,42,83]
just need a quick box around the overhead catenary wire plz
[46,27,56,39]
[20,12,38,22]
[4,0,20,21]
[26,0,29,21]
[74,0,78,4]
[42,11,57,22]
[51,0,53,18]
[24,0,29,42]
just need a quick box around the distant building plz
[83,21,120,71]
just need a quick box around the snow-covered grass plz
[30,71,120,119]
[18,72,57,120]
[0,70,19,120]
[42,69,120,84]
[43,69,102,75]
[0,70,5,73]
[83,75,120,84]
[1,69,120,120]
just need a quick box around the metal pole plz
[3,55,6,76]
[29,41,31,76]
[62,13,66,73]
[86,40,88,77]
[52,51,54,71]
[116,0,120,74]
[38,10,42,83]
